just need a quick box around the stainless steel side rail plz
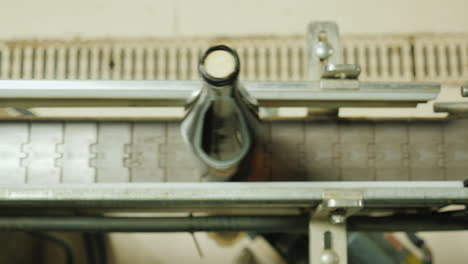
[0,181,465,210]
[0,80,440,108]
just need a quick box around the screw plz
[315,41,334,60]
[320,249,340,264]
[330,208,346,224]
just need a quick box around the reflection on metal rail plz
[0,182,466,210]
[0,80,439,108]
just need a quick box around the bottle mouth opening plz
[199,45,240,86]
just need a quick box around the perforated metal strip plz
[0,34,466,83]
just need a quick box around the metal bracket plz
[322,64,361,80]
[432,86,468,116]
[309,191,363,264]
[434,102,468,116]
[306,22,362,116]
[307,22,342,81]
[306,22,361,82]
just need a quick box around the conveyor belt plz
[0,118,467,184]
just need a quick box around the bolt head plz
[315,41,334,59]
[320,250,340,264]
[331,214,346,224]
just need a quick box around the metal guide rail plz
[0,181,466,264]
[0,80,439,108]
[0,181,466,209]
[0,21,465,264]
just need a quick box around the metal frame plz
[0,80,439,108]
[0,181,466,263]
[0,21,464,264]
[309,191,363,264]
[0,181,465,209]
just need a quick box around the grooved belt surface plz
[0,119,467,183]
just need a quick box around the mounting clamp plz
[309,191,363,264]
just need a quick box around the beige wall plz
[1,0,468,39]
